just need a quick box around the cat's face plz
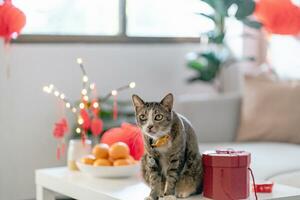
[132,93,173,139]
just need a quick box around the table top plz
[36,167,300,200]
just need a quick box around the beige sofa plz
[177,93,300,188]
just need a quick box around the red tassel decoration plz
[56,144,61,160]
[113,95,118,120]
[81,130,86,146]
[52,118,68,160]
[61,140,65,155]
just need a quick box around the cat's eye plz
[139,114,147,121]
[154,114,163,121]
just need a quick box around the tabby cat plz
[132,93,203,200]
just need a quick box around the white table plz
[36,167,300,200]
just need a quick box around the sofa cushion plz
[237,75,300,144]
[199,142,300,183]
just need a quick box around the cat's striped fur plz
[132,93,203,200]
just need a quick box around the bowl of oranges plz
[77,142,140,178]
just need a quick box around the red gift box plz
[203,150,251,200]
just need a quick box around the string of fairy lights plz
[43,58,136,136]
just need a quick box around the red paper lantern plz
[255,0,300,35]
[0,0,26,43]
[101,123,144,160]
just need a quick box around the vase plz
[67,139,92,171]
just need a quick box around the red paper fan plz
[101,123,144,160]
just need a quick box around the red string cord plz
[249,167,258,200]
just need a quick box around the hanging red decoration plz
[53,118,68,139]
[52,118,69,160]
[254,0,300,35]
[101,123,144,160]
[80,109,91,130]
[91,117,103,137]
[91,99,100,116]
[0,0,26,43]
[113,95,118,120]
[43,58,136,161]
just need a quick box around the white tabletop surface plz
[36,167,300,200]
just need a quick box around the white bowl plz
[76,161,140,178]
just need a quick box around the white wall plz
[0,42,216,200]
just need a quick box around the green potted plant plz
[186,0,261,91]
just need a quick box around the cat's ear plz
[160,93,173,112]
[132,94,145,109]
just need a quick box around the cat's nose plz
[147,125,154,131]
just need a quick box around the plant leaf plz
[187,60,204,71]
[202,0,227,16]
[242,18,262,29]
[235,0,256,19]
[196,12,216,22]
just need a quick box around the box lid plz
[203,150,251,167]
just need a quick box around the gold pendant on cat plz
[151,135,170,148]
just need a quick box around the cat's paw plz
[161,195,177,200]
[176,192,191,198]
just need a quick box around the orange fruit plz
[108,157,116,163]
[109,142,130,160]
[92,143,109,159]
[81,155,96,165]
[93,158,112,166]
[113,159,132,166]
[126,155,136,164]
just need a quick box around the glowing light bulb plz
[79,103,85,109]
[66,103,71,108]
[72,108,77,113]
[77,58,83,64]
[60,94,65,99]
[90,83,95,90]
[54,91,60,96]
[76,128,81,134]
[43,86,49,93]
[81,89,87,95]
[93,102,99,108]
[83,75,88,82]
[111,90,118,96]
[48,84,54,93]
[129,82,136,88]
[78,118,84,125]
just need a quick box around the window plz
[269,35,300,79]
[14,0,216,42]
[126,0,213,37]
[14,0,120,35]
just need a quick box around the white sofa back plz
[176,93,241,143]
